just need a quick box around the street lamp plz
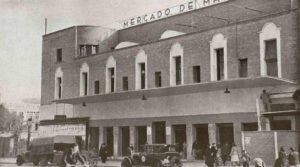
[27,117,32,150]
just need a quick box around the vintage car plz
[121,144,182,167]
[16,135,89,166]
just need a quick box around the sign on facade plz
[38,124,86,137]
[122,0,228,29]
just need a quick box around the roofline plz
[42,25,100,38]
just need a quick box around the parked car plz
[121,144,182,167]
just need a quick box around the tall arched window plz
[135,50,147,90]
[54,67,63,99]
[259,23,282,78]
[106,56,116,93]
[210,33,228,81]
[170,42,184,86]
[80,62,89,96]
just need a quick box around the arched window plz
[106,56,116,93]
[80,62,89,96]
[135,50,147,90]
[259,23,282,78]
[170,42,184,86]
[160,30,185,40]
[54,67,63,99]
[210,33,228,81]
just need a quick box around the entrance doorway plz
[173,124,186,158]
[153,122,166,144]
[89,127,99,151]
[218,123,234,146]
[121,127,130,156]
[136,126,147,151]
[194,124,209,160]
[105,127,113,156]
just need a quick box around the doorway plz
[136,126,147,151]
[153,122,166,144]
[218,123,234,146]
[194,124,209,160]
[105,127,113,156]
[121,127,130,156]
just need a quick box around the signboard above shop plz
[38,124,86,138]
[121,0,228,29]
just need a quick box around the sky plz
[0,0,189,104]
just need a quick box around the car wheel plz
[170,157,182,167]
[121,158,132,167]
[33,156,39,166]
[16,155,24,166]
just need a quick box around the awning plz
[261,110,300,116]
[53,76,296,105]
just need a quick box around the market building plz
[40,0,300,162]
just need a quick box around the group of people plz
[274,147,300,167]
[203,143,246,167]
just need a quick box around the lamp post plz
[27,117,32,150]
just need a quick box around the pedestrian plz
[99,143,108,163]
[63,143,86,167]
[279,147,290,167]
[288,147,299,167]
[254,157,266,167]
[260,89,272,112]
[128,145,134,157]
[230,143,239,167]
[221,143,230,165]
[216,144,223,166]
[183,141,187,159]
[205,144,214,167]
[240,150,250,167]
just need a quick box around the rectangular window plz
[265,40,278,77]
[242,123,258,131]
[57,77,62,99]
[80,45,86,57]
[175,56,182,85]
[239,58,248,78]
[82,72,88,95]
[94,80,100,94]
[56,48,62,62]
[122,77,129,91]
[193,66,201,83]
[271,120,291,130]
[109,68,115,92]
[216,48,224,80]
[140,63,146,89]
[155,72,162,87]
[92,45,98,55]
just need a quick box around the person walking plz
[279,147,290,167]
[241,150,250,167]
[216,144,223,166]
[221,143,230,165]
[288,147,300,167]
[205,144,214,167]
[192,140,200,160]
[230,143,239,167]
[99,143,108,164]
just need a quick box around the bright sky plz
[0,0,188,104]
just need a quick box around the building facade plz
[40,0,300,160]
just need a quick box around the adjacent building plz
[40,0,300,161]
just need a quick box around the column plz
[130,126,137,151]
[166,124,172,144]
[233,123,242,146]
[146,125,152,144]
[265,117,271,131]
[186,124,194,160]
[113,127,119,158]
[99,127,104,150]
[208,124,217,144]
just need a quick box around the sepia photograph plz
[0,0,299,167]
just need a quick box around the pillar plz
[265,117,271,131]
[113,127,119,158]
[208,124,217,144]
[186,124,194,160]
[233,123,242,146]
[146,125,152,144]
[166,124,172,144]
